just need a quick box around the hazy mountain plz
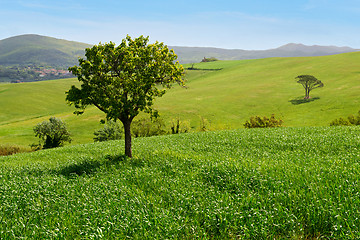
[0,34,357,66]
[170,43,358,63]
[0,34,91,67]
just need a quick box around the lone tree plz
[66,35,185,158]
[34,117,72,149]
[296,75,324,99]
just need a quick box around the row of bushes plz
[5,111,358,156]
[94,118,194,142]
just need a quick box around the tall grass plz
[1,126,359,239]
[0,144,32,156]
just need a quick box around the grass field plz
[0,126,359,239]
[1,52,360,146]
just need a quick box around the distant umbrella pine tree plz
[295,75,324,99]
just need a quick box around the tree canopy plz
[66,35,185,157]
[295,75,324,99]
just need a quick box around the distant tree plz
[33,117,72,149]
[295,75,324,99]
[66,35,185,158]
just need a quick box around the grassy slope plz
[0,127,359,238]
[160,52,360,128]
[1,52,360,146]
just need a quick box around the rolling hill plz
[1,51,360,146]
[0,34,91,67]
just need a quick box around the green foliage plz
[93,120,123,142]
[132,117,167,138]
[295,74,324,99]
[329,117,351,126]
[33,117,72,149]
[199,116,209,131]
[1,127,360,238]
[67,35,185,157]
[170,118,190,134]
[244,114,283,128]
[330,110,360,126]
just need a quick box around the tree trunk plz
[122,119,132,158]
[305,87,310,99]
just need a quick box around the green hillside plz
[1,52,360,146]
[0,34,91,67]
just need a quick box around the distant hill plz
[0,34,358,66]
[170,43,358,63]
[0,34,91,67]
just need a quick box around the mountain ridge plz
[0,34,358,66]
[170,43,358,63]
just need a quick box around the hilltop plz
[0,34,91,67]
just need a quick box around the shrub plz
[329,117,351,126]
[330,111,360,126]
[33,117,72,149]
[170,118,190,134]
[199,116,209,132]
[132,117,167,138]
[244,114,283,128]
[93,120,124,142]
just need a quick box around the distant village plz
[0,65,73,83]
[34,68,72,78]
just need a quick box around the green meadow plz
[1,52,360,146]
[1,127,359,238]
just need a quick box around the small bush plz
[330,111,360,126]
[33,117,72,149]
[330,117,351,126]
[132,117,167,138]
[199,116,209,132]
[93,120,124,142]
[170,118,190,134]
[244,114,283,128]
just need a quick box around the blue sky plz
[1,0,360,49]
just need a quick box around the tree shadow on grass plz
[289,97,320,105]
[58,154,128,177]
[186,67,223,71]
